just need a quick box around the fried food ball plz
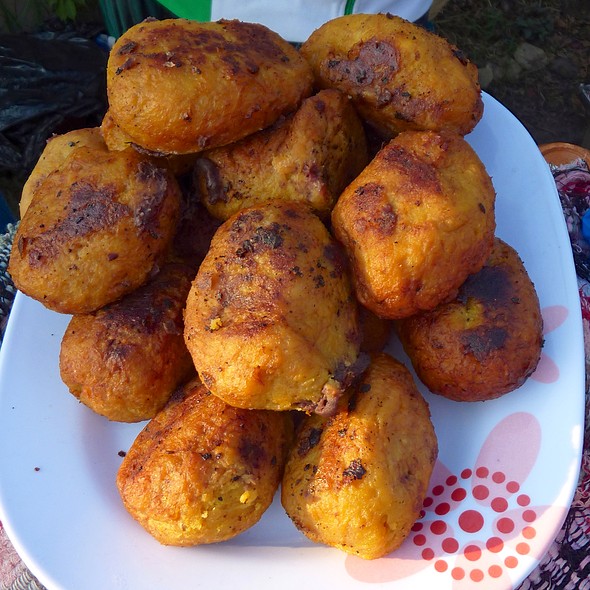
[281,353,437,559]
[300,13,483,138]
[101,109,198,176]
[8,141,181,314]
[107,18,314,155]
[331,130,496,319]
[117,377,293,546]
[396,238,543,401]
[184,202,364,414]
[59,261,196,422]
[194,88,369,220]
[19,127,105,218]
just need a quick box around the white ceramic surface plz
[0,93,585,590]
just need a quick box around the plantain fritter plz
[9,138,181,314]
[331,129,496,319]
[19,127,105,218]
[194,88,369,220]
[281,353,437,559]
[107,18,314,155]
[117,376,293,546]
[396,237,543,401]
[300,13,483,138]
[184,201,365,414]
[59,261,196,423]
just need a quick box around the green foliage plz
[0,0,94,32]
[47,0,88,22]
[514,5,556,42]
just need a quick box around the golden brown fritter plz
[300,13,483,138]
[59,261,196,423]
[331,130,496,319]
[396,238,543,401]
[19,127,105,218]
[117,377,293,546]
[281,353,437,559]
[184,202,364,414]
[194,88,369,220]
[8,141,181,314]
[107,18,314,155]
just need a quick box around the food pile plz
[7,13,543,560]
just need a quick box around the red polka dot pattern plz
[407,461,540,585]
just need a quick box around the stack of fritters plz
[8,13,543,559]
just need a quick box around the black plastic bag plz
[0,29,108,177]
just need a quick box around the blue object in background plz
[582,209,590,245]
[0,193,15,230]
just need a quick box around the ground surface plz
[430,0,590,148]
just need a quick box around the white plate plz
[0,93,585,590]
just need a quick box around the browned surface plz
[107,18,314,154]
[18,128,105,218]
[301,13,482,138]
[396,237,543,401]
[117,377,292,545]
[60,261,195,422]
[194,88,369,220]
[8,138,181,314]
[331,129,496,319]
[281,353,437,559]
[184,201,363,413]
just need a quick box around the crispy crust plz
[9,139,181,314]
[194,88,369,220]
[107,18,314,154]
[331,130,496,319]
[396,237,544,401]
[301,13,483,137]
[184,202,363,412]
[59,261,195,422]
[281,353,437,559]
[19,127,105,218]
[117,377,293,545]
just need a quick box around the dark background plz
[431,0,590,149]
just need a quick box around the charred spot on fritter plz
[228,209,265,240]
[457,265,512,307]
[115,57,138,75]
[117,40,138,55]
[23,181,127,267]
[382,144,440,191]
[297,427,323,457]
[461,326,508,361]
[342,459,366,482]
[326,39,400,87]
[238,436,266,470]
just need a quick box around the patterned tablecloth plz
[0,157,589,590]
